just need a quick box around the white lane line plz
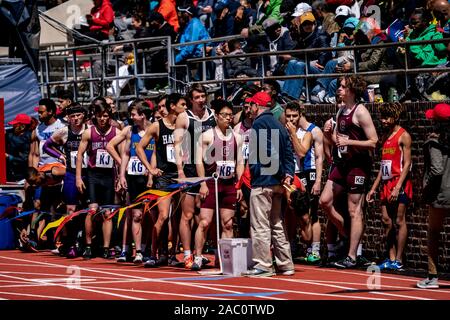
[298,264,450,285]
[0,273,145,300]
[298,279,450,295]
[0,291,80,300]
[0,256,249,299]
[184,281,385,300]
[80,285,232,300]
[296,279,432,300]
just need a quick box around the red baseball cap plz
[8,113,32,125]
[249,91,272,107]
[425,103,450,120]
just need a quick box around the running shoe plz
[378,259,393,270]
[117,251,127,263]
[66,246,77,259]
[306,252,321,264]
[51,247,60,255]
[101,248,111,259]
[356,255,375,267]
[334,256,357,269]
[278,269,295,276]
[133,252,143,264]
[168,256,182,267]
[191,256,203,271]
[241,268,275,277]
[390,260,404,271]
[83,246,92,260]
[144,256,158,268]
[156,255,168,266]
[201,255,211,266]
[184,255,194,269]
[417,277,439,289]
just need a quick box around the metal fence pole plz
[71,50,78,101]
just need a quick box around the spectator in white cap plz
[291,2,312,17]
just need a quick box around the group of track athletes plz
[18,75,429,281]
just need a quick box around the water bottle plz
[388,87,399,102]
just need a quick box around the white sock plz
[122,245,129,253]
[184,250,191,257]
[357,244,363,256]
[312,242,320,255]
[327,244,336,257]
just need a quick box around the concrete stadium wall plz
[40,0,91,46]
[304,101,450,272]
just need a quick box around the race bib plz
[309,172,316,181]
[166,144,176,163]
[216,161,235,179]
[242,142,249,160]
[381,159,393,180]
[95,149,113,168]
[70,150,87,169]
[294,157,301,173]
[337,134,349,155]
[301,178,308,188]
[127,156,146,175]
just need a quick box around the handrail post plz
[202,43,207,82]
[167,36,173,94]
[133,42,139,97]
[45,52,51,98]
[71,49,78,101]
[305,50,310,103]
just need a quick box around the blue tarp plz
[0,64,41,125]
[0,193,23,250]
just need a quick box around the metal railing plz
[38,33,450,104]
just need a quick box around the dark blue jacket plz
[249,110,295,187]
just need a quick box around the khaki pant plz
[250,186,294,272]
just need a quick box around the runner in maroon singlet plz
[192,100,244,270]
[319,75,378,269]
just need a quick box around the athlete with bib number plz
[136,93,187,267]
[192,100,244,271]
[174,84,216,268]
[76,99,121,259]
[106,100,153,263]
[367,102,412,271]
[319,75,378,269]
[43,103,89,258]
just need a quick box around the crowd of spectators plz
[66,0,450,102]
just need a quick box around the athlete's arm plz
[119,127,132,190]
[389,131,412,202]
[312,127,324,195]
[174,112,188,178]
[43,127,68,164]
[235,132,245,202]
[136,122,160,175]
[28,130,39,168]
[106,126,127,166]
[76,129,90,193]
[366,167,382,203]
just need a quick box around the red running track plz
[0,250,449,300]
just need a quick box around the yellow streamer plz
[136,189,170,199]
[116,202,142,228]
[40,216,66,240]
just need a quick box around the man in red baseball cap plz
[242,90,296,277]
[8,113,32,126]
[6,114,33,181]
[425,103,450,120]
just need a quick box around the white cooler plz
[219,238,253,276]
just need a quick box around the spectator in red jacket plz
[86,0,115,41]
